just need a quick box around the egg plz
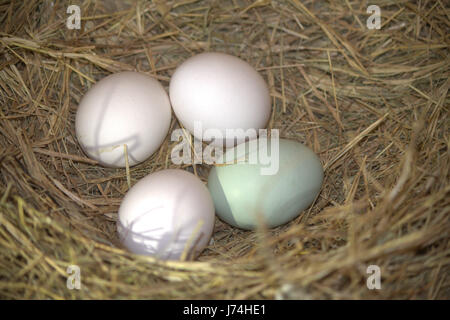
[207,138,324,230]
[117,169,215,261]
[169,52,271,147]
[75,71,172,167]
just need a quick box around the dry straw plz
[0,0,449,299]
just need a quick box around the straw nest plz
[0,0,448,299]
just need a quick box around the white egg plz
[117,169,215,261]
[75,71,172,167]
[169,52,271,147]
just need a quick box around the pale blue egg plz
[207,138,323,230]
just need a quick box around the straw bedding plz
[0,0,449,299]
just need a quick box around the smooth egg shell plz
[169,52,271,147]
[75,71,172,167]
[117,169,215,261]
[207,139,324,230]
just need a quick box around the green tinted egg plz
[207,138,323,230]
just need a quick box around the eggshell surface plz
[75,71,171,167]
[117,169,215,261]
[169,52,271,147]
[207,139,324,230]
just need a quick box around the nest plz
[0,0,448,299]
